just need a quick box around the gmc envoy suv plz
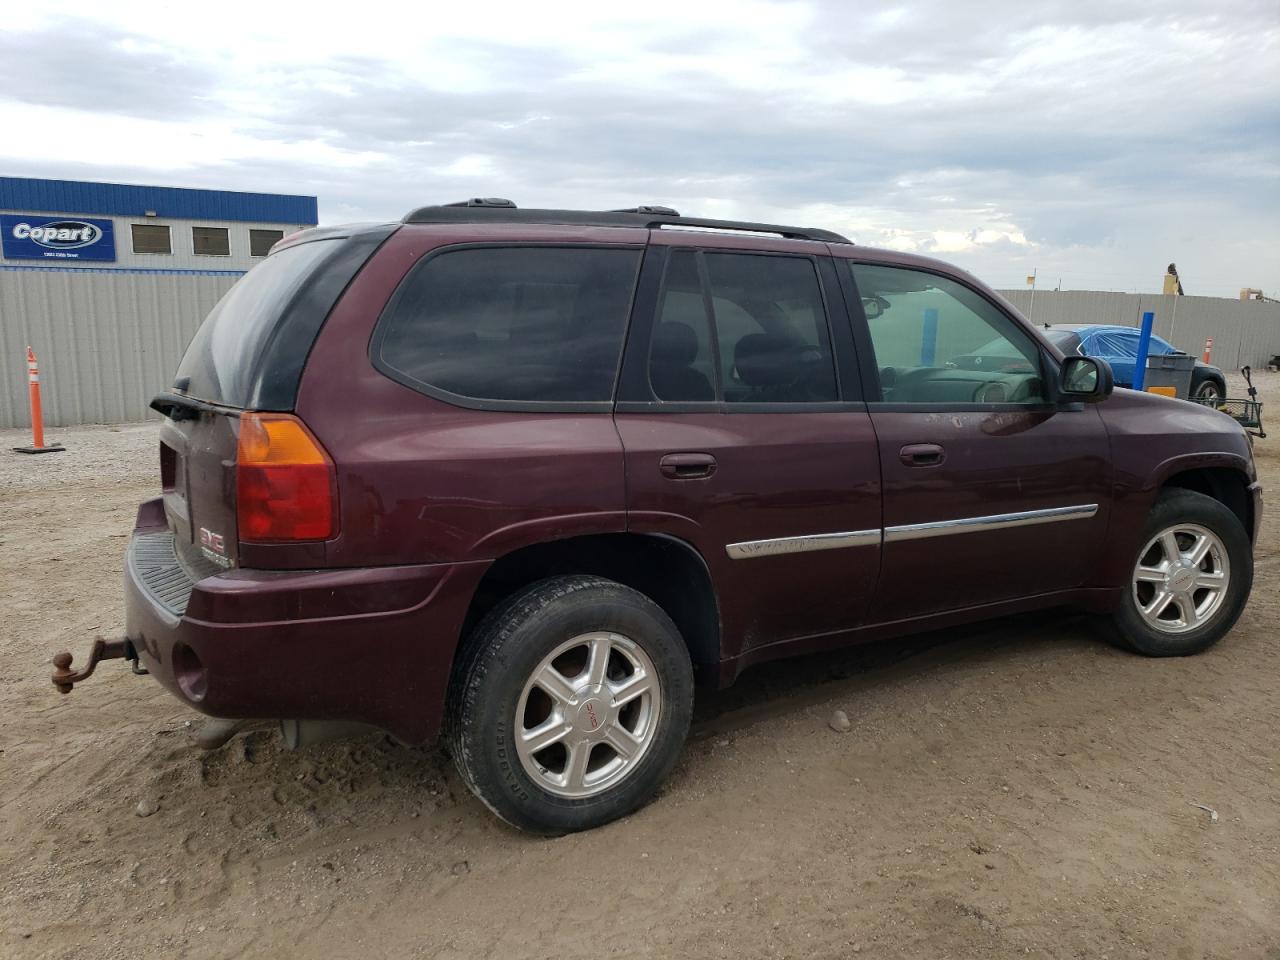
[54,201,1261,833]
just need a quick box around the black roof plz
[402,199,850,244]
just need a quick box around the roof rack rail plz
[610,204,680,216]
[443,197,517,208]
[401,205,849,243]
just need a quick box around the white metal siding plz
[0,270,235,427]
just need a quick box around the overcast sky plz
[2,1,1276,296]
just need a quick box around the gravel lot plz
[2,374,1277,959]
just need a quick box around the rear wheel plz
[1110,489,1252,656]
[447,575,694,833]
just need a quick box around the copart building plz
[0,176,317,428]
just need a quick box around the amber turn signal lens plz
[237,413,330,466]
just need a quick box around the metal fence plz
[1,269,235,428]
[997,290,1280,371]
[4,268,1279,429]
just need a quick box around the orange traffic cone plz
[13,347,65,454]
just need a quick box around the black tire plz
[446,575,694,834]
[1109,488,1252,656]
[1194,378,1224,402]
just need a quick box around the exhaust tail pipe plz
[279,719,376,750]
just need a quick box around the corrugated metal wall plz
[0,270,235,428]
[997,290,1280,369]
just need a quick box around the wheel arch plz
[1161,465,1255,543]
[1191,369,1226,395]
[458,533,722,682]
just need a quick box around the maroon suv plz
[56,201,1261,833]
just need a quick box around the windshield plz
[174,239,340,406]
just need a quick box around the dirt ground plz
[2,374,1278,960]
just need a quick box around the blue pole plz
[1133,310,1155,391]
[920,308,938,366]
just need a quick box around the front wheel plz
[1110,489,1253,656]
[447,575,694,834]
[1194,379,1224,402]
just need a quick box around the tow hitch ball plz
[51,637,145,693]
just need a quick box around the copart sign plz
[1,214,116,262]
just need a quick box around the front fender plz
[1091,389,1256,588]
[1096,451,1254,589]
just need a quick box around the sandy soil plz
[2,375,1278,960]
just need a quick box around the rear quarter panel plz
[294,224,648,567]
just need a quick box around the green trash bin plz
[1144,353,1195,399]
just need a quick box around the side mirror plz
[1059,356,1114,403]
[860,295,889,320]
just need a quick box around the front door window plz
[851,263,1047,405]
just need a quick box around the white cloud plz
[0,0,1276,296]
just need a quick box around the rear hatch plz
[152,226,394,573]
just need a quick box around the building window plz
[131,224,171,255]
[193,226,230,257]
[250,229,285,258]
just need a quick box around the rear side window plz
[374,247,642,405]
[648,250,838,404]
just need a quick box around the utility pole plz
[1026,268,1038,322]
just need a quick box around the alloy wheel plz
[1132,523,1230,634]
[515,632,661,798]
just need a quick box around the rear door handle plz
[899,443,945,467]
[660,453,717,480]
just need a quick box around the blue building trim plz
[0,264,246,277]
[0,177,317,225]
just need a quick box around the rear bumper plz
[124,499,488,743]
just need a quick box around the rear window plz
[373,246,642,405]
[175,239,339,406]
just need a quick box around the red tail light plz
[236,413,337,542]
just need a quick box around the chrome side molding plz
[725,528,880,559]
[725,504,1098,559]
[883,503,1099,543]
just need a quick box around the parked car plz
[955,323,1227,400]
[55,202,1262,834]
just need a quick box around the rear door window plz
[373,246,642,405]
[646,250,838,404]
[649,250,717,401]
